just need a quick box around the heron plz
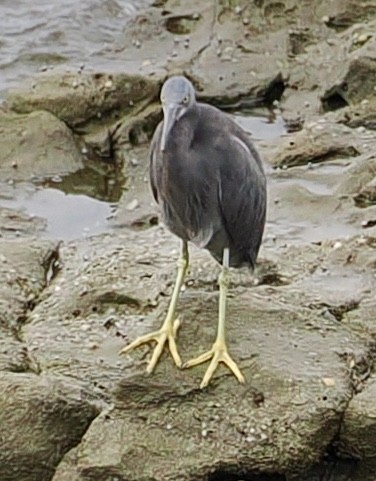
[120,76,266,389]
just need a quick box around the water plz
[0,0,151,96]
[234,112,287,141]
[1,184,114,240]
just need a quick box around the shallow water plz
[0,0,151,97]
[234,112,287,141]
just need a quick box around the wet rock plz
[0,238,59,332]
[354,177,376,207]
[333,98,376,130]
[0,237,59,382]
[6,72,161,133]
[13,228,373,481]
[283,20,376,121]
[338,375,376,459]
[336,154,376,198]
[85,103,162,164]
[266,122,361,168]
[0,206,46,238]
[317,0,376,30]
[322,50,376,111]
[0,109,83,182]
[109,145,159,229]
[0,372,100,481]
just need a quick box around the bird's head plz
[160,76,196,152]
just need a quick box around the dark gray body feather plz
[149,103,267,269]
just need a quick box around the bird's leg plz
[119,241,189,372]
[184,248,245,389]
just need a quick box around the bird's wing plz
[148,121,163,204]
[217,133,267,266]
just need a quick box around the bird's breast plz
[158,151,220,246]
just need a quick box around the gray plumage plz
[149,76,267,269]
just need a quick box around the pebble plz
[51,175,63,183]
[130,157,139,167]
[104,79,113,88]
[235,6,242,14]
[125,199,139,211]
[81,146,88,155]
[242,17,250,25]
[357,33,371,45]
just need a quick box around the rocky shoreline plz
[0,1,375,480]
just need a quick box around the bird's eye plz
[182,96,189,104]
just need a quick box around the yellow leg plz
[119,241,188,373]
[184,247,245,389]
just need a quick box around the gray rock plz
[264,121,376,169]
[6,72,161,133]
[338,375,376,459]
[0,109,83,182]
[0,372,100,481]
[0,207,46,238]
[0,238,58,332]
[16,229,374,481]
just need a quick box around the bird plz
[120,75,267,389]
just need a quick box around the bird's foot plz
[184,340,245,389]
[119,318,182,373]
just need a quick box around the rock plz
[266,122,361,168]
[6,72,161,133]
[334,98,376,130]
[336,154,376,198]
[322,51,376,111]
[0,237,58,378]
[0,207,46,238]
[317,0,376,29]
[15,228,373,481]
[109,145,159,229]
[0,109,83,182]
[0,238,59,332]
[84,103,162,164]
[282,19,376,121]
[338,376,376,459]
[354,177,376,207]
[0,372,100,481]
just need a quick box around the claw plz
[184,340,245,389]
[119,318,182,372]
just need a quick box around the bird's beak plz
[160,104,181,152]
